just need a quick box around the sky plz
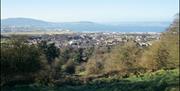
[1,0,179,22]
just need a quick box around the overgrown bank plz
[1,69,179,91]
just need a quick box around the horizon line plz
[1,17,172,23]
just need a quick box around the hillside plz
[2,69,179,91]
[1,18,52,27]
[1,15,179,91]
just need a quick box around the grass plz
[1,69,179,91]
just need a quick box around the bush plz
[86,55,105,75]
[62,60,76,74]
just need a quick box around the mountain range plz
[1,18,171,32]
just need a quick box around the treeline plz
[0,14,179,87]
[0,37,95,86]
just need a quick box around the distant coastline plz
[1,18,170,33]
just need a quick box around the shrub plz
[62,60,76,74]
[86,55,105,75]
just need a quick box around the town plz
[1,32,161,49]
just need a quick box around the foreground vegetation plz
[1,14,179,91]
[1,69,179,91]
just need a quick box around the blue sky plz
[1,0,179,22]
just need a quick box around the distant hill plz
[1,18,170,32]
[1,18,53,27]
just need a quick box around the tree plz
[38,41,60,65]
[107,41,142,70]
[1,39,41,74]
[73,48,84,63]
[86,55,105,75]
[1,38,42,86]
[140,14,179,71]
